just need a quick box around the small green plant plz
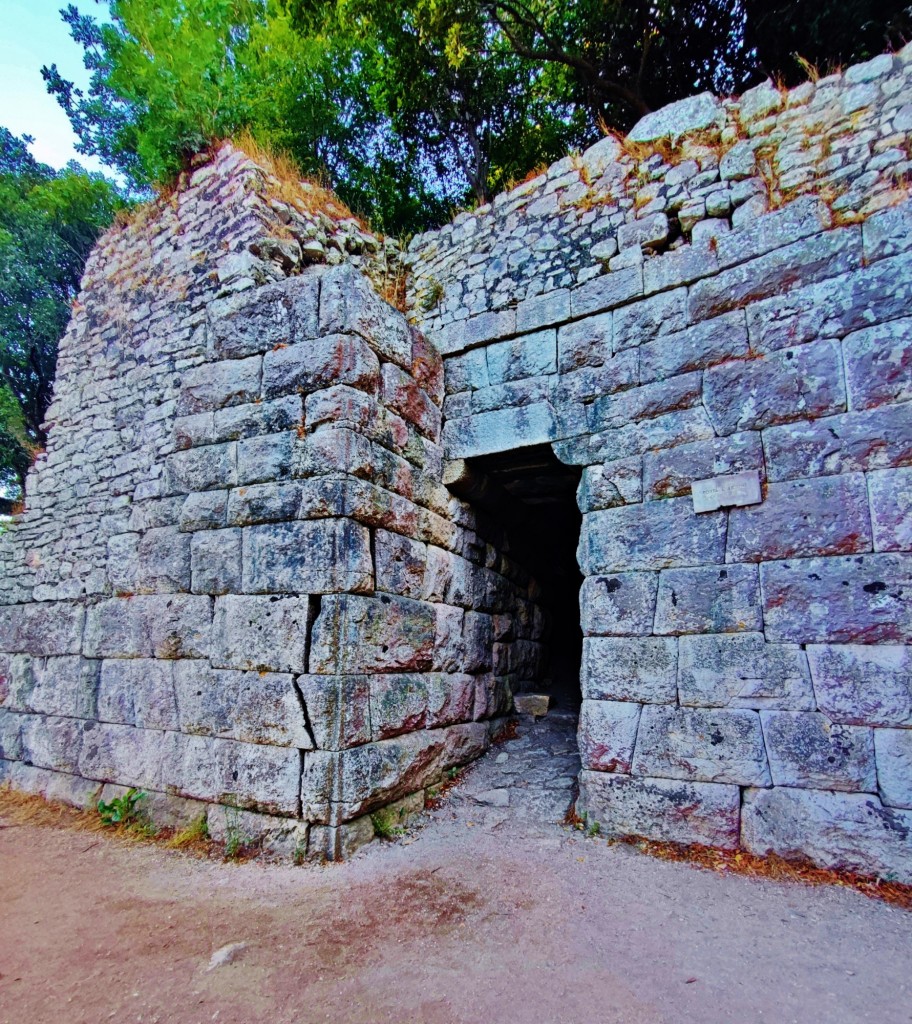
[97,788,145,827]
[420,277,445,312]
[224,806,248,860]
[293,834,308,866]
[446,766,460,781]
[166,814,209,849]
[371,806,407,840]
[587,820,601,837]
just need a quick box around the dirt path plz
[2,716,911,1024]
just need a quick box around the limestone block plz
[639,309,749,383]
[862,201,912,261]
[578,771,740,848]
[381,362,441,441]
[570,265,643,318]
[0,602,85,656]
[577,457,642,511]
[5,762,102,810]
[297,674,371,750]
[553,350,639,406]
[189,528,242,596]
[242,519,373,595]
[582,637,677,703]
[513,693,550,717]
[654,563,761,634]
[174,411,215,450]
[310,594,436,674]
[262,333,380,400]
[617,213,669,252]
[678,634,815,710]
[107,533,140,594]
[719,139,756,181]
[97,658,178,730]
[727,474,871,562]
[137,526,192,592]
[578,699,641,772]
[628,92,724,141]
[20,713,87,775]
[875,729,912,809]
[319,263,413,368]
[869,467,912,552]
[762,554,912,644]
[642,245,718,296]
[580,497,726,573]
[443,402,557,459]
[485,329,557,385]
[763,404,912,482]
[0,708,23,760]
[164,443,237,495]
[591,373,702,432]
[714,197,833,270]
[703,340,845,436]
[211,595,314,673]
[516,288,571,333]
[557,312,612,373]
[579,572,658,636]
[843,318,912,410]
[444,347,489,394]
[807,643,912,726]
[375,529,426,599]
[298,425,377,479]
[176,355,262,416]
[308,817,375,862]
[84,595,212,660]
[761,710,876,792]
[225,482,301,527]
[632,705,770,786]
[462,611,494,673]
[643,432,763,500]
[173,660,312,748]
[473,674,513,720]
[613,288,686,351]
[3,655,100,720]
[410,329,444,407]
[179,491,228,531]
[236,432,294,485]
[209,280,295,358]
[369,672,476,739]
[212,395,301,443]
[741,787,912,884]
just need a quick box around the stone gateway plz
[1,52,911,877]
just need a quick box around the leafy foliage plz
[0,128,123,496]
[97,787,146,826]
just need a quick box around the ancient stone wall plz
[405,52,912,882]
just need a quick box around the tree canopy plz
[0,127,124,496]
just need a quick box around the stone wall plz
[405,52,912,882]
[1,52,911,877]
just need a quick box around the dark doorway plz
[448,444,583,712]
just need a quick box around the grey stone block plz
[763,404,912,482]
[808,643,912,726]
[209,280,294,358]
[578,771,741,848]
[762,554,912,644]
[580,497,726,573]
[226,482,302,526]
[485,329,557,385]
[591,373,702,432]
[654,563,761,634]
[236,432,294,485]
[242,520,373,595]
[3,655,100,720]
[643,432,763,500]
[703,340,845,436]
[107,532,139,593]
[628,92,724,141]
[578,699,641,772]
[20,713,86,775]
[843,318,912,410]
[137,526,192,592]
[211,594,314,673]
[165,443,237,495]
[375,529,426,599]
[515,288,571,333]
[297,674,371,750]
[97,657,178,730]
[443,402,556,459]
[179,491,228,531]
[727,473,871,562]
[582,637,677,703]
[678,634,814,710]
[368,672,476,739]
[444,347,489,393]
[875,729,912,809]
[580,573,657,636]
[866,468,912,552]
[577,457,642,511]
[762,711,876,792]
[551,350,638,404]
[613,288,686,352]
[557,312,612,373]
[0,603,85,657]
[190,528,242,595]
[633,705,771,786]
[639,310,748,382]
[262,333,380,399]
[212,395,301,443]
[741,787,912,884]
[617,212,670,251]
[570,265,643,318]
[176,355,262,416]
[84,595,212,660]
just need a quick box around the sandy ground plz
[2,717,910,1024]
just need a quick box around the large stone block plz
[761,711,876,792]
[172,660,312,748]
[137,526,192,592]
[643,432,763,500]
[97,658,178,730]
[632,705,771,786]
[868,467,912,552]
[262,333,380,399]
[236,432,295,485]
[381,363,441,443]
[20,713,86,775]
[375,528,426,600]
[208,279,296,358]
[590,373,702,432]
[0,602,85,656]
[678,634,814,710]
[763,404,912,482]
[190,528,243,595]
[579,573,657,636]
[807,643,912,726]
[741,787,912,884]
[570,265,643,318]
[703,340,845,436]
[612,288,686,351]
[443,402,557,459]
[582,637,677,703]
[176,355,262,416]
[557,312,612,373]
[310,594,436,674]
[211,594,314,673]
[515,288,571,333]
[241,520,373,595]
[580,497,726,573]
[84,595,212,659]
[444,347,489,394]
[297,674,371,750]
[726,474,872,562]
[164,443,237,495]
[2,655,100,720]
[761,554,912,643]
[179,491,228,531]
[874,729,912,809]
[639,310,749,383]
[486,329,557,384]
[368,672,476,739]
[627,91,724,141]
[654,564,761,634]
[843,318,912,411]
[578,699,641,772]
[577,457,642,511]
[578,771,741,848]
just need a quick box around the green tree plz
[0,128,123,496]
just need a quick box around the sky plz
[1,0,110,173]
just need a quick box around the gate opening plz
[450,445,583,713]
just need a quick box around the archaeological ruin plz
[1,50,911,877]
